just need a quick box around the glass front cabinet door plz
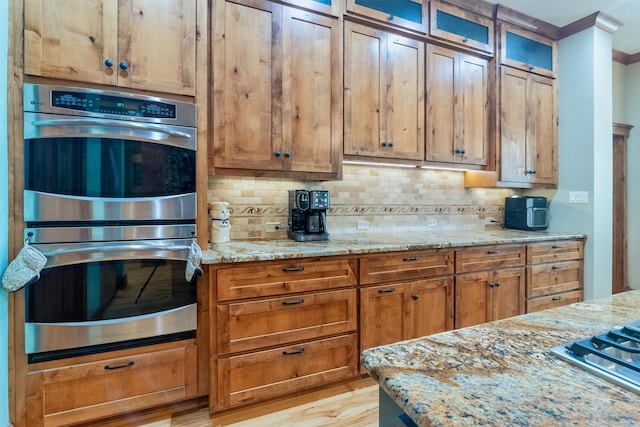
[430,0,494,55]
[346,0,427,33]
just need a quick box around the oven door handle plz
[33,239,193,267]
[30,118,194,140]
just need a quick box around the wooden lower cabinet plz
[25,342,198,427]
[211,257,359,412]
[455,267,526,329]
[216,289,357,355]
[526,240,584,313]
[360,277,454,351]
[216,334,357,408]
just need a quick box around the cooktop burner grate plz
[550,320,640,394]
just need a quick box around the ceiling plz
[484,0,640,55]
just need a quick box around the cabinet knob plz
[529,65,535,71]
[104,59,113,67]
[274,151,282,157]
[527,169,537,175]
[463,37,469,43]
[388,141,394,148]
[389,15,394,21]
[381,141,387,147]
[412,294,419,300]
[284,151,291,158]
[494,281,500,287]
[119,61,129,70]
[489,282,495,288]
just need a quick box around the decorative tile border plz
[228,204,504,218]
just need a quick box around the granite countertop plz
[361,290,640,426]
[202,229,585,264]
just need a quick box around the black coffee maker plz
[287,189,330,242]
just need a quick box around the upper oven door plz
[23,112,197,223]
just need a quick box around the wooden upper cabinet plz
[429,0,494,55]
[344,22,425,161]
[500,67,557,185]
[24,0,197,96]
[346,0,428,34]
[426,44,489,166]
[499,22,556,78]
[212,0,342,178]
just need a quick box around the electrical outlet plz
[428,218,438,227]
[357,220,369,230]
[265,222,281,232]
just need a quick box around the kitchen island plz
[361,290,640,426]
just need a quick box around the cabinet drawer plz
[217,289,357,354]
[216,258,357,301]
[455,244,525,273]
[527,240,583,264]
[27,344,197,427]
[526,290,583,313]
[360,250,454,285]
[527,260,582,298]
[217,334,357,409]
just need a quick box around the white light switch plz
[569,191,589,204]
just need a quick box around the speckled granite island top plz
[361,290,640,427]
[202,229,585,264]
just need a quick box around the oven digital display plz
[51,90,177,118]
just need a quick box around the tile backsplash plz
[207,164,514,240]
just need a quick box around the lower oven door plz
[24,235,197,362]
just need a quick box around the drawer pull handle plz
[104,361,134,370]
[551,265,561,270]
[403,256,418,262]
[487,250,500,255]
[378,287,396,294]
[552,296,562,301]
[282,266,305,272]
[283,348,305,356]
[552,245,562,249]
[282,299,304,306]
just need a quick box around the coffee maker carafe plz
[287,190,330,242]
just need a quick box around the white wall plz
[1,0,11,423]
[552,26,614,300]
[624,63,640,289]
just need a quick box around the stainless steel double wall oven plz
[22,83,198,362]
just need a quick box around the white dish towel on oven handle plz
[185,238,203,283]
[2,237,47,292]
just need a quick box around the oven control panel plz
[51,90,177,118]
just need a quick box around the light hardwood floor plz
[118,378,379,427]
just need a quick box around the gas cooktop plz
[550,319,640,394]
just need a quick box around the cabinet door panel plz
[528,74,557,184]
[24,0,118,85]
[118,0,196,95]
[410,277,453,338]
[213,0,282,170]
[386,35,425,160]
[500,67,528,183]
[490,268,525,321]
[459,53,488,165]
[283,8,341,174]
[360,284,408,350]
[344,23,385,157]
[455,272,490,328]
[426,45,456,162]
